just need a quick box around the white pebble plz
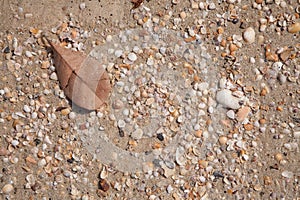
[25,51,33,58]
[282,171,293,178]
[50,72,58,80]
[114,50,123,58]
[194,124,200,131]
[227,0,236,3]
[118,120,126,128]
[167,185,173,193]
[11,140,19,146]
[199,176,206,183]
[128,53,137,62]
[208,3,216,10]
[123,109,129,116]
[243,27,256,44]
[23,105,31,113]
[38,158,47,167]
[216,89,241,109]
[79,3,86,10]
[147,58,154,66]
[226,110,235,119]
[69,112,76,119]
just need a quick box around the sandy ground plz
[0,0,300,199]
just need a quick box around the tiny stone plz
[293,131,300,139]
[131,128,143,140]
[226,110,235,119]
[191,1,199,9]
[180,12,187,19]
[69,112,76,119]
[218,136,228,145]
[79,3,86,10]
[128,52,137,62]
[2,184,14,194]
[288,22,300,33]
[23,105,31,113]
[243,27,256,44]
[25,51,33,58]
[112,100,123,109]
[236,106,251,122]
[249,57,255,63]
[282,171,293,178]
[199,176,206,183]
[216,89,241,109]
[106,35,112,42]
[61,108,70,116]
[0,147,8,156]
[99,179,110,192]
[115,50,123,58]
[208,2,216,10]
[118,120,126,128]
[11,140,19,147]
[50,72,58,80]
[167,185,173,193]
[25,13,33,18]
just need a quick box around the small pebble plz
[2,184,14,194]
[131,128,143,140]
[118,120,126,128]
[50,72,58,80]
[69,112,76,119]
[243,27,256,44]
[115,50,123,58]
[11,140,19,147]
[128,53,137,62]
[282,171,294,178]
[288,22,300,33]
[293,131,300,139]
[216,89,241,109]
[236,106,251,122]
[226,110,235,119]
[79,3,86,10]
[23,105,31,113]
[25,51,33,58]
[208,3,216,10]
[219,136,228,145]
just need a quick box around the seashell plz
[49,41,111,110]
[175,146,186,166]
[100,166,108,179]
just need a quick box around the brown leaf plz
[50,42,111,110]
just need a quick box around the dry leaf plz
[131,0,143,9]
[50,42,111,110]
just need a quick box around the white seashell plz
[175,146,186,166]
[100,166,108,179]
